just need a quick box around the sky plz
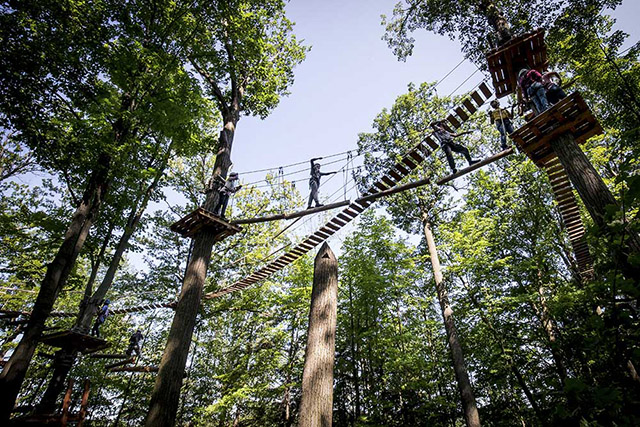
[218,0,640,255]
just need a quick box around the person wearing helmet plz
[126,329,144,357]
[213,172,242,219]
[91,299,110,337]
[431,121,480,174]
[307,158,337,209]
[488,99,514,150]
[541,71,567,105]
[518,68,549,114]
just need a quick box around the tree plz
[146,3,307,424]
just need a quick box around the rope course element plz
[203,82,494,300]
[0,301,177,319]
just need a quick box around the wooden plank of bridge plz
[437,148,514,185]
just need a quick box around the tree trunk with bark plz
[298,243,338,427]
[145,117,237,427]
[549,133,640,282]
[0,152,110,421]
[422,217,481,427]
[35,150,169,414]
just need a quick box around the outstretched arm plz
[320,171,337,176]
[453,130,473,138]
[310,157,322,168]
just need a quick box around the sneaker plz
[469,159,481,166]
[451,168,458,174]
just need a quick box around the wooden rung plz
[326,223,340,231]
[374,181,389,191]
[447,115,461,129]
[330,217,347,227]
[402,157,417,169]
[424,137,439,150]
[388,170,402,181]
[455,107,469,121]
[409,150,425,162]
[471,91,484,106]
[462,99,477,115]
[395,163,410,175]
[337,213,352,222]
[479,82,492,98]
[382,176,396,187]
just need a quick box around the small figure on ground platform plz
[489,99,514,150]
[518,68,549,114]
[213,172,242,219]
[307,158,337,209]
[542,71,567,105]
[126,329,144,357]
[91,299,110,337]
[431,121,480,174]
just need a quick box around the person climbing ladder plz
[307,158,337,209]
[431,121,479,174]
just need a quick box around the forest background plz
[1,0,639,425]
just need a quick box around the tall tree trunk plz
[145,116,237,427]
[422,217,481,427]
[0,152,110,421]
[298,243,338,427]
[347,280,361,423]
[36,149,169,414]
[550,133,640,282]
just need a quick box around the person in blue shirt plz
[91,299,110,337]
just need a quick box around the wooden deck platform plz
[170,207,242,239]
[39,330,108,353]
[510,92,603,167]
[487,29,548,98]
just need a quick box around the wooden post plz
[60,378,73,426]
[423,217,481,427]
[298,243,338,427]
[77,379,90,427]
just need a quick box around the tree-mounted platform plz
[38,330,108,353]
[486,29,548,98]
[109,365,159,373]
[170,207,242,239]
[510,92,602,167]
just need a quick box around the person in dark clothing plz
[432,121,479,174]
[542,71,567,105]
[126,330,144,357]
[518,68,549,114]
[307,158,337,209]
[488,99,514,150]
[91,299,110,337]
[213,172,242,219]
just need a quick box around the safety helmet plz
[490,100,499,108]
[104,299,111,304]
[229,172,238,178]
[518,68,529,79]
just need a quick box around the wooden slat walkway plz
[544,157,593,275]
[204,82,494,299]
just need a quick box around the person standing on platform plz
[542,71,567,105]
[307,158,337,209]
[213,172,242,219]
[91,299,110,337]
[518,68,549,114]
[126,330,144,357]
[488,99,514,150]
[432,121,479,174]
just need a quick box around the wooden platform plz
[487,29,548,98]
[170,207,242,239]
[39,330,108,353]
[510,92,602,167]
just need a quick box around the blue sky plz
[230,0,639,209]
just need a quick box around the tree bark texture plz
[145,118,237,427]
[0,152,110,421]
[298,243,338,427]
[423,218,481,427]
[549,133,640,281]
